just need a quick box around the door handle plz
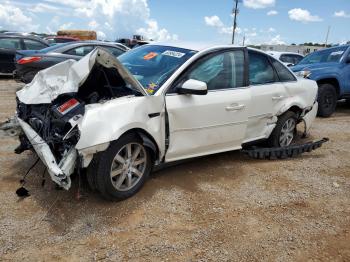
[272,95,285,101]
[225,104,245,111]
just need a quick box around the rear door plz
[165,49,251,162]
[244,50,288,142]
[0,37,21,74]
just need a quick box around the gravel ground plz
[0,78,349,261]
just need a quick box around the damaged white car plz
[7,43,318,200]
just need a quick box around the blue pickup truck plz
[292,45,350,117]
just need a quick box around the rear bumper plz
[18,118,77,190]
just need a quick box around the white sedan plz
[13,43,318,200]
[267,51,304,67]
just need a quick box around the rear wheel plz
[267,111,297,148]
[317,83,337,117]
[88,133,152,201]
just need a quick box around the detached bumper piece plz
[242,138,329,160]
[17,118,77,190]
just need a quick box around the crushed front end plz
[15,96,83,189]
[5,47,146,190]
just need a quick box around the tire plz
[267,111,297,148]
[22,71,37,84]
[317,83,337,117]
[89,133,152,201]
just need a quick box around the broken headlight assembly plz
[295,70,312,79]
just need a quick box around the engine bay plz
[15,64,141,162]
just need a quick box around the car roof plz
[0,33,48,44]
[42,41,128,53]
[267,51,303,56]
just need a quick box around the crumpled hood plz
[16,47,147,104]
[291,62,338,72]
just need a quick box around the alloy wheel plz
[279,118,296,147]
[110,142,147,191]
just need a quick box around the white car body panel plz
[165,88,251,162]
[76,95,165,162]
[12,44,319,189]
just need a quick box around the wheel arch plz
[120,128,160,163]
[317,78,340,97]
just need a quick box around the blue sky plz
[0,0,349,45]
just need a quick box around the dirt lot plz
[0,78,349,261]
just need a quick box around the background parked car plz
[15,41,128,83]
[44,36,79,45]
[0,34,49,75]
[291,44,350,117]
[267,51,304,67]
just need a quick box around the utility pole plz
[232,0,239,45]
[242,33,246,46]
[324,26,331,47]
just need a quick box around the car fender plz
[278,79,318,116]
[75,95,165,166]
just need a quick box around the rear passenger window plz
[249,51,277,85]
[23,39,47,50]
[65,45,94,56]
[0,38,21,49]
[271,59,296,82]
[280,54,294,64]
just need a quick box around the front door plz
[165,49,251,162]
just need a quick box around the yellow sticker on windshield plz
[146,82,158,94]
[143,52,158,60]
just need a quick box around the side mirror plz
[345,56,350,64]
[177,79,208,95]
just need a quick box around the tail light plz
[17,56,42,64]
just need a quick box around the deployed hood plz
[16,47,147,104]
[291,62,339,72]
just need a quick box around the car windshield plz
[118,45,197,94]
[298,46,348,65]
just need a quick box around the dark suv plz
[0,34,49,75]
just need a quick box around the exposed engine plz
[15,64,141,162]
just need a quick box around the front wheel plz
[267,111,297,148]
[90,133,152,201]
[317,83,337,117]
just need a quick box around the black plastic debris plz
[16,187,30,198]
[242,138,329,160]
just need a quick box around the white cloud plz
[204,15,224,27]
[288,8,322,22]
[0,3,39,32]
[267,35,285,45]
[88,20,99,30]
[59,22,73,30]
[267,10,278,16]
[29,3,61,13]
[137,19,178,41]
[204,15,241,36]
[268,27,276,32]
[244,0,275,9]
[97,31,106,40]
[67,0,175,41]
[334,10,350,18]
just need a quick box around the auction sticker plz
[144,52,158,60]
[162,50,185,58]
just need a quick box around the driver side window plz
[181,50,245,91]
